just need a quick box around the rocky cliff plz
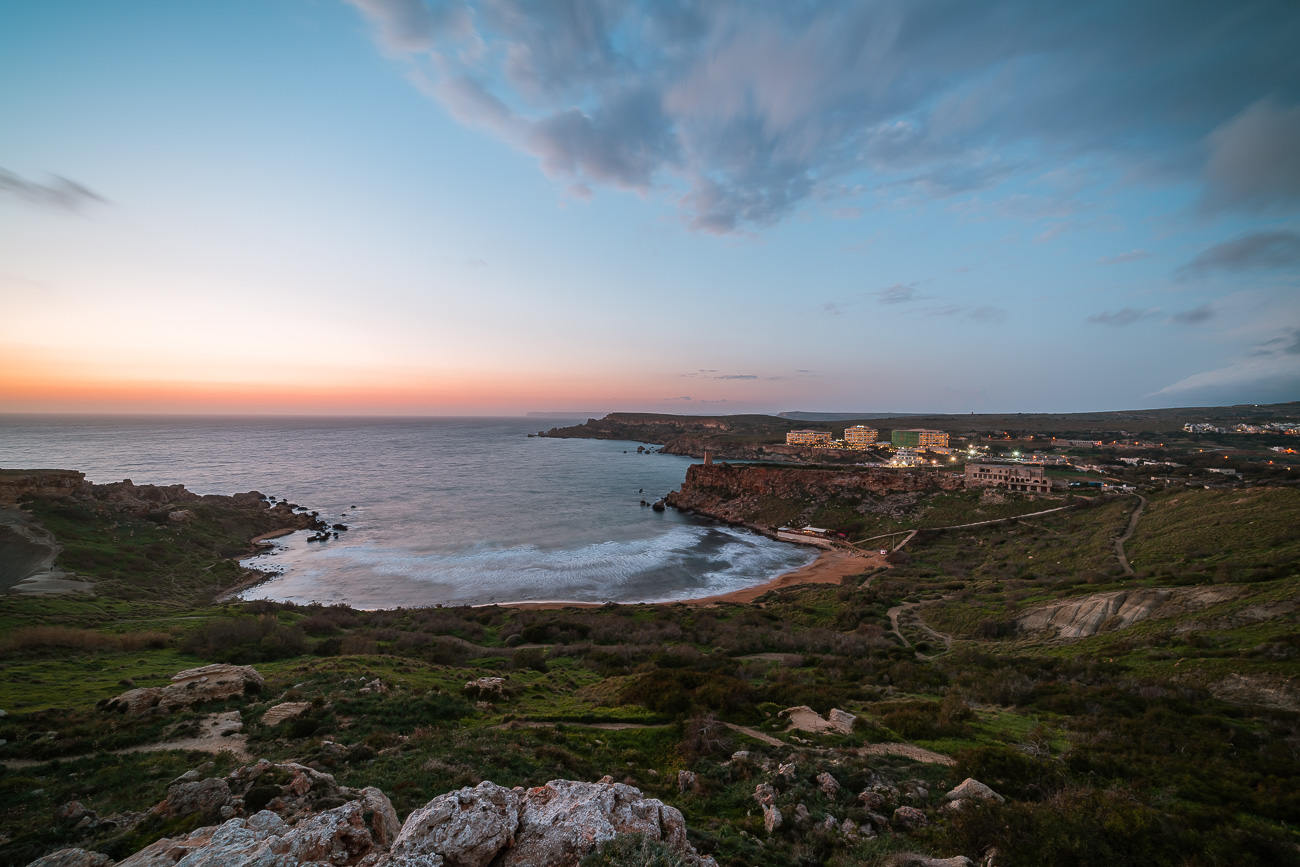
[1,470,326,596]
[666,463,963,527]
[537,414,873,463]
[0,469,91,506]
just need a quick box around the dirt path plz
[887,599,954,659]
[497,721,671,732]
[0,711,250,769]
[723,722,785,747]
[861,742,955,766]
[1113,493,1147,577]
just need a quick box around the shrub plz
[579,834,689,867]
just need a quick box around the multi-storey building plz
[891,429,950,449]
[843,425,878,447]
[965,463,1052,493]
[786,429,832,446]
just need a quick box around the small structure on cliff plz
[965,462,1053,494]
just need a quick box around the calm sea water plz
[0,415,814,607]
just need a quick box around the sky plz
[1,0,1298,416]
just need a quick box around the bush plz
[579,834,689,867]
[512,648,549,673]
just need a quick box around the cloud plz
[927,304,1007,322]
[1178,231,1300,277]
[1201,99,1300,214]
[1171,304,1214,325]
[0,168,107,211]
[682,371,758,380]
[1252,328,1300,357]
[822,302,846,316]
[343,1,1300,234]
[1087,307,1160,326]
[1153,327,1300,401]
[965,305,1006,323]
[832,206,863,220]
[1097,249,1152,265]
[873,282,921,304]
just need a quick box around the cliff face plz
[538,417,876,464]
[0,469,91,506]
[666,463,962,526]
[659,437,870,464]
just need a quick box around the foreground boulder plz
[116,801,390,867]
[29,774,714,867]
[385,781,519,867]
[101,665,263,716]
[388,777,714,867]
[25,850,112,867]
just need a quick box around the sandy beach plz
[499,546,883,610]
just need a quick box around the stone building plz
[965,462,1052,493]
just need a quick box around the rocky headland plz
[666,463,963,529]
[0,469,326,596]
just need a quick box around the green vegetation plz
[1,477,1299,866]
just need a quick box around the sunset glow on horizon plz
[2,1,1297,416]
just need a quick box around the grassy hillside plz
[1,484,1298,866]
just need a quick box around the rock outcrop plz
[0,470,90,507]
[36,772,716,867]
[781,705,857,735]
[666,463,961,527]
[117,801,390,867]
[25,850,112,867]
[1017,585,1245,639]
[944,778,1003,806]
[102,664,264,716]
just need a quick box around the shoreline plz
[495,546,882,610]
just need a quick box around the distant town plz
[782,420,1300,495]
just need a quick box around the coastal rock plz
[0,470,90,507]
[678,770,698,793]
[859,790,888,811]
[886,856,974,867]
[102,664,263,716]
[261,701,311,726]
[499,779,701,867]
[892,806,929,831]
[762,804,782,834]
[384,778,715,867]
[826,708,857,734]
[817,772,841,797]
[666,464,962,525]
[780,705,856,735]
[157,777,232,819]
[753,784,776,807]
[944,778,1003,804]
[116,801,386,867]
[384,781,519,867]
[464,677,507,699]
[24,849,113,867]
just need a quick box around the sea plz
[0,415,815,607]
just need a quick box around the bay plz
[0,415,815,607]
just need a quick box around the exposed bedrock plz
[666,463,962,525]
[32,774,717,867]
[1017,585,1247,639]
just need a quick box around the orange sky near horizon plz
[0,349,748,416]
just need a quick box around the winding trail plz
[1113,493,1147,577]
[887,599,954,660]
[723,722,786,746]
[861,743,956,766]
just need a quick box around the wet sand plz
[499,546,883,610]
